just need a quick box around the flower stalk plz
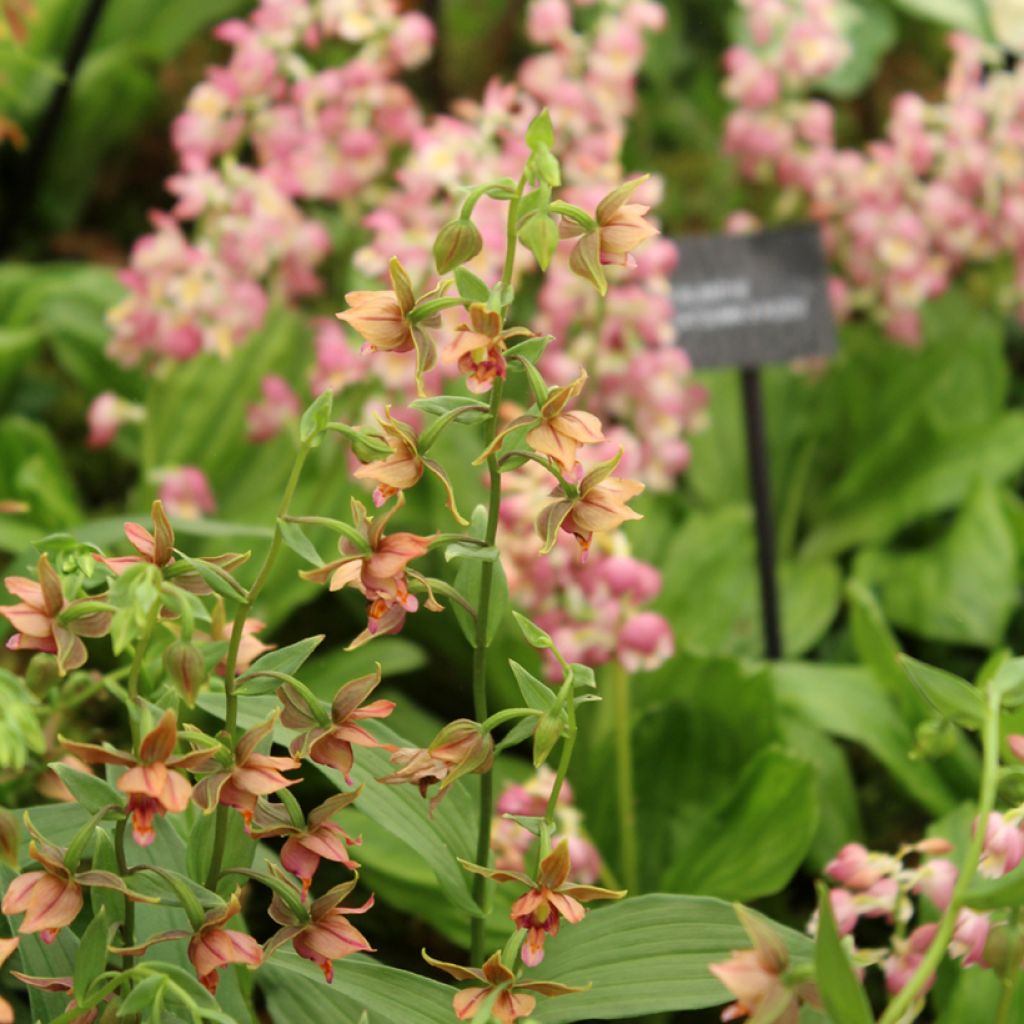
[878,683,1002,1024]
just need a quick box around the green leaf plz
[512,610,554,651]
[73,906,113,1001]
[243,635,324,681]
[277,518,324,567]
[299,390,333,446]
[772,661,962,814]
[509,660,556,712]
[887,0,987,35]
[662,749,818,901]
[853,484,1019,648]
[818,0,898,99]
[261,950,455,1024]
[526,894,813,1021]
[411,395,489,418]
[51,762,125,813]
[897,655,986,730]
[176,554,248,603]
[117,972,166,1015]
[505,333,554,366]
[814,881,874,1024]
[525,108,554,150]
[444,542,499,563]
[453,267,490,303]
[452,508,509,648]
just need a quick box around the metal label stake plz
[671,225,838,660]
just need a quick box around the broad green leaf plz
[898,655,986,730]
[771,662,961,814]
[260,950,454,1024]
[528,894,813,1022]
[51,762,124,813]
[854,484,1018,647]
[662,748,818,901]
[814,882,873,1024]
[73,907,113,1001]
[965,855,1024,910]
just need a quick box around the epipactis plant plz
[0,111,650,1023]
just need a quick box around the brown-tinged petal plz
[421,950,487,984]
[140,709,178,763]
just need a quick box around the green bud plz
[434,217,483,274]
[518,212,559,271]
[164,639,207,705]
[568,231,607,296]
[532,710,565,768]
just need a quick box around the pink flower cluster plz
[491,767,602,883]
[105,0,431,368]
[817,835,997,1000]
[724,2,1024,344]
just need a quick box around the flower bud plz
[568,231,607,296]
[433,218,483,274]
[519,212,559,271]
[164,640,207,705]
[429,719,494,785]
[532,710,565,768]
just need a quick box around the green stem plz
[611,658,639,894]
[996,907,1023,1024]
[205,443,311,890]
[114,817,136,990]
[126,600,161,742]
[469,172,527,964]
[540,687,578,861]
[481,707,542,733]
[879,686,1002,1024]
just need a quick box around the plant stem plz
[205,443,311,890]
[114,817,136,986]
[997,907,1022,1024]
[469,172,526,964]
[611,658,639,894]
[126,600,161,742]
[878,686,1002,1024]
[469,379,505,964]
[540,680,578,862]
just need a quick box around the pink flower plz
[271,882,375,982]
[883,924,938,995]
[253,791,361,897]
[462,840,623,967]
[86,391,144,448]
[825,843,899,889]
[617,611,674,672]
[949,909,990,967]
[424,950,583,1023]
[157,466,216,520]
[247,375,301,443]
[978,811,1024,878]
[188,894,263,994]
[912,858,957,911]
[0,554,111,675]
[710,905,820,1023]
[390,12,435,70]
[61,709,209,847]
[191,715,300,831]
[279,667,394,782]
